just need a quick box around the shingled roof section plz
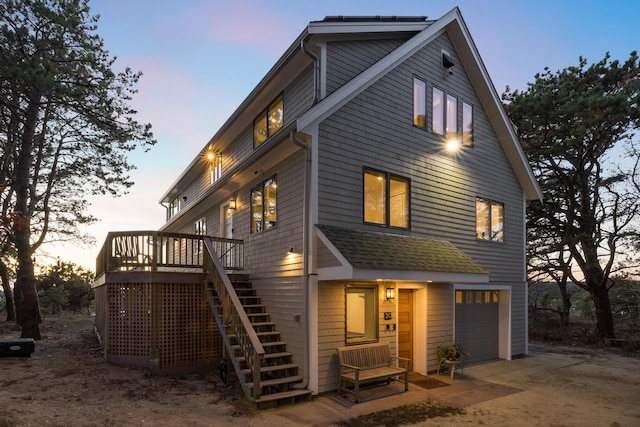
[317,225,488,275]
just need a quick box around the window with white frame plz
[251,176,277,234]
[194,217,206,254]
[476,198,504,242]
[346,286,378,344]
[210,154,222,184]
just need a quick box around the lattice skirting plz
[94,279,223,373]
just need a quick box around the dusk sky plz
[42,0,640,270]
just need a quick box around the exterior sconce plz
[228,199,237,210]
[288,246,294,254]
[386,287,395,301]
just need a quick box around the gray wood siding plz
[427,284,454,371]
[317,32,525,282]
[325,38,408,96]
[316,281,397,394]
[165,66,315,229]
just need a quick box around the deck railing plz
[96,231,244,276]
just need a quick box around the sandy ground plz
[1,314,639,427]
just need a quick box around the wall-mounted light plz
[182,196,187,202]
[386,287,396,301]
[288,246,295,254]
[228,199,237,210]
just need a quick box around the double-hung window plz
[251,176,277,234]
[253,94,284,148]
[476,197,504,242]
[364,169,410,229]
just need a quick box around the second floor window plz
[433,86,458,138]
[364,169,410,229]
[413,77,427,128]
[462,101,474,147]
[476,197,504,242]
[253,94,284,148]
[251,176,277,233]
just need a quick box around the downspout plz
[301,38,320,105]
[291,129,311,390]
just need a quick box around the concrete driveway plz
[254,344,640,426]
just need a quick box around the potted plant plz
[436,342,468,379]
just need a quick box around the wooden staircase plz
[205,274,312,408]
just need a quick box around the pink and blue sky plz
[43,0,640,270]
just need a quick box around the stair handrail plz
[203,237,265,400]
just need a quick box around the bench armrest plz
[391,356,411,370]
[340,362,360,371]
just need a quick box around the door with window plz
[221,204,234,267]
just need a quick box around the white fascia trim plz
[317,265,355,281]
[448,13,542,202]
[308,21,429,35]
[352,270,488,283]
[298,8,460,132]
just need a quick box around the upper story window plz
[433,86,458,138]
[413,77,427,128]
[462,101,474,147]
[208,152,222,184]
[253,94,284,148]
[168,197,178,220]
[194,217,207,254]
[251,176,277,234]
[476,197,504,242]
[364,169,410,229]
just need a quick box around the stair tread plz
[255,388,312,403]
[247,375,304,388]
[241,363,299,375]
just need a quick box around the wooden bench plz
[337,342,410,403]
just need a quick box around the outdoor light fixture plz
[228,199,237,210]
[446,137,461,153]
[288,246,295,254]
[386,287,395,301]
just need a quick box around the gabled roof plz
[298,7,542,202]
[316,225,489,283]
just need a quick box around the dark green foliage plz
[505,52,640,338]
[0,0,155,337]
[36,261,93,314]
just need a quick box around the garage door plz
[455,290,499,364]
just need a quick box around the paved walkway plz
[254,350,580,426]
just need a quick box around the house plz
[94,7,541,405]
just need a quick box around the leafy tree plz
[504,52,640,338]
[0,0,156,338]
[36,260,93,314]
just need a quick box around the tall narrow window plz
[253,94,284,148]
[346,286,378,344]
[432,87,444,135]
[390,177,409,228]
[463,102,474,146]
[446,94,458,138]
[251,176,277,234]
[194,217,206,255]
[413,77,426,128]
[364,169,410,229]
[364,170,386,225]
[476,198,504,242]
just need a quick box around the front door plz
[398,289,413,368]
